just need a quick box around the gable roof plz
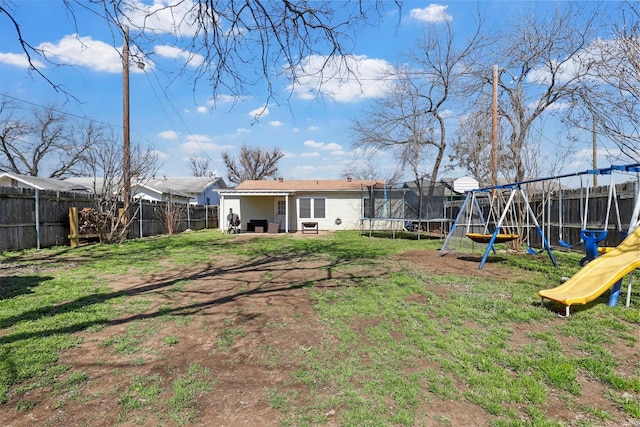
[0,172,90,192]
[144,177,227,194]
[234,179,385,192]
[64,176,226,197]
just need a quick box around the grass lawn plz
[0,230,638,426]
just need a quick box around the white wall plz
[221,191,364,232]
[132,187,162,202]
[294,192,362,231]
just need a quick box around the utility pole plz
[592,116,597,187]
[122,26,131,221]
[491,64,498,187]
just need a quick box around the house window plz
[299,198,325,219]
[314,198,325,218]
[276,200,286,215]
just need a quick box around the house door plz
[274,198,286,230]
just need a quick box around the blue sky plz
[0,1,620,183]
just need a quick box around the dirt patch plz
[2,246,637,426]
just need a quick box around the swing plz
[441,184,557,270]
[579,171,623,266]
[464,189,520,244]
[465,232,519,243]
[558,175,589,249]
[524,181,548,255]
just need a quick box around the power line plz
[142,65,214,164]
[0,92,155,146]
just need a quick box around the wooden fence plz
[0,187,219,251]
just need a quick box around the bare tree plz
[343,155,402,185]
[156,194,185,235]
[566,3,640,162]
[188,156,210,177]
[450,109,505,186]
[82,127,160,243]
[0,99,93,178]
[351,71,438,188]
[1,1,396,101]
[352,20,483,193]
[469,4,599,182]
[0,100,31,174]
[222,143,284,184]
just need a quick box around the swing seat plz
[465,233,519,244]
[559,239,572,248]
[579,229,608,266]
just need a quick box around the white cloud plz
[36,34,135,73]
[158,130,178,139]
[248,105,269,118]
[410,4,452,23]
[180,134,233,153]
[300,152,320,158]
[308,125,320,131]
[122,0,200,36]
[545,102,571,112]
[34,34,150,73]
[324,142,343,151]
[269,120,283,127]
[287,54,396,103]
[153,150,171,161]
[154,44,204,67]
[0,53,45,69]
[304,140,323,148]
[207,94,243,106]
[197,106,208,113]
[304,140,343,151]
[527,38,612,87]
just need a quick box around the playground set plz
[440,162,640,316]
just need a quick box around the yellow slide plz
[539,226,640,309]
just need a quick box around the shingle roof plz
[0,173,90,192]
[144,177,226,194]
[64,176,226,197]
[234,179,385,191]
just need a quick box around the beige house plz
[219,178,384,233]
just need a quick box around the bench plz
[301,222,318,234]
[247,219,268,233]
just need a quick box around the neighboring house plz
[219,178,384,232]
[0,172,91,192]
[64,176,227,205]
[146,177,227,205]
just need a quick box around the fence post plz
[68,206,79,248]
[35,189,41,250]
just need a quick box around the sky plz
[0,1,628,185]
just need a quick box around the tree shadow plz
[0,249,381,342]
[0,275,53,300]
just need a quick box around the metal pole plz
[35,189,41,249]
[492,64,498,187]
[123,26,131,222]
[592,116,598,187]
